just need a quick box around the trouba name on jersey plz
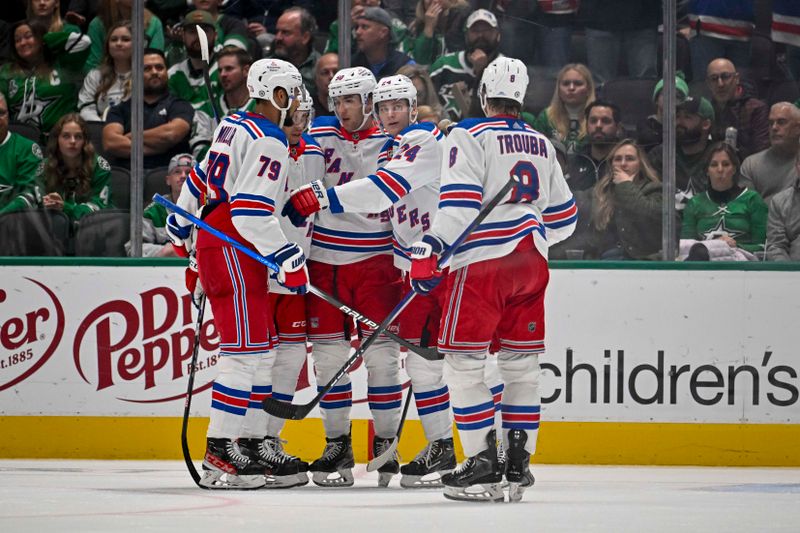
[496,132,549,157]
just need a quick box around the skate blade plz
[199,470,266,490]
[443,483,504,502]
[295,472,310,486]
[311,468,354,487]
[400,469,455,489]
[263,474,304,489]
[377,471,396,488]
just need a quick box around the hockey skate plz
[373,436,399,487]
[441,430,504,502]
[497,439,509,488]
[399,438,456,488]
[237,437,303,489]
[309,434,355,487]
[199,437,266,490]
[504,429,535,503]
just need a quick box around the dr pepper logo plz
[0,278,65,392]
[73,287,219,403]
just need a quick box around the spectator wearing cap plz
[126,152,194,257]
[740,102,800,203]
[103,48,194,170]
[0,92,43,215]
[705,58,769,160]
[86,0,165,72]
[689,0,754,82]
[270,6,320,99]
[404,0,470,65]
[324,0,408,56]
[637,74,690,149]
[167,10,221,111]
[578,0,659,84]
[188,0,250,52]
[352,6,414,81]
[649,95,717,210]
[429,8,502,121]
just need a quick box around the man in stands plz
[740,102,800,203]
[103,49,193,170]
[313,53,339,117]
[168,10,221,110]
[706,58,769,159]
[352,7,413,81]
[571,100,624,191]
[271,7,320,97]
[766,153,800,261]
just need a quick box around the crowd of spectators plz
[1,0,800,261]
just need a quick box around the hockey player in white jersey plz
[165,58,310,490]
[283,74,458,488]
[409,57,578,502]
[294,66,402,487]
[235,87,326,488]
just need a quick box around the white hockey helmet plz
[294,85,314,132]
[328,67,376,129]
[373,74,418,127]
[479,57,529,115]
[247,58,303,127]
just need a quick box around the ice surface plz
[0,461,798,532]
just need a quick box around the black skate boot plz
[309,434,355,487]
[400,438,456,488]
[373,436,399,487]
[441,430,504,502]
[497,438,509,488]
[504,429,535,503]
[238,437,303,489]
[200,437,266,490]
[272,438,311,486]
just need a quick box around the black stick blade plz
[262,397,310,420]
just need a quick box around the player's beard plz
[467,38,498,57]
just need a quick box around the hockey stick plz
[262,174,520,420]
[196,25,221,123]
[153,194,431,359]
[366,383,413,472]
[180,294,208,489]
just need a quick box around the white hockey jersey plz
[172,111,292,258]
[309,116,392,265]
[429,117,577,270]
[324,122,444,271]
[269,133,326,294]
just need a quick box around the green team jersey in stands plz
[0,25,90,137]
[168,59,221,110]
[45,154,113,221]
[0,132,43,214]
[144,200,168,228]
[681,187,768,253]
[86,15,164,71]
[429,51,503,121]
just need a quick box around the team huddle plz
[166,54,577,503]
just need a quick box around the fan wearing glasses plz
[705,58,769,159]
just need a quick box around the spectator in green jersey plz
[167,10,220,111]
[0,92,43,215]
[681,141,767,259]
[404,0,469,65]
[42,113,113,223]
[535,63,596,155]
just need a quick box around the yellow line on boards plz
[1,417,798,466]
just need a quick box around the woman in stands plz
[27,0,65,33]
[681,142,768,258]
[397,63,443,121]
[535,63,596,154]
[79,20,132,122]
[591,139,663,259]
[42,113,113,222]
[86,0,164,71]
[403,0,470,65]
[0,20,90,141]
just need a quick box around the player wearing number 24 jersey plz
[409,57,577,503]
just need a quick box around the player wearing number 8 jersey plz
[409,57,577,502]
[166,58,309,490]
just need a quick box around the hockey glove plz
[270,242,309,295]
[185,252,205,309]
[409,234,446,295]
[166,212,192,257]
[282,180,330,227]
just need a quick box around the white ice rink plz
[1,461,798,532]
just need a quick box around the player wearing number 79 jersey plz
[409,57,577,503]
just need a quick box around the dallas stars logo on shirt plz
[702,215,745,240]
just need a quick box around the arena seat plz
[73,210,131,257]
